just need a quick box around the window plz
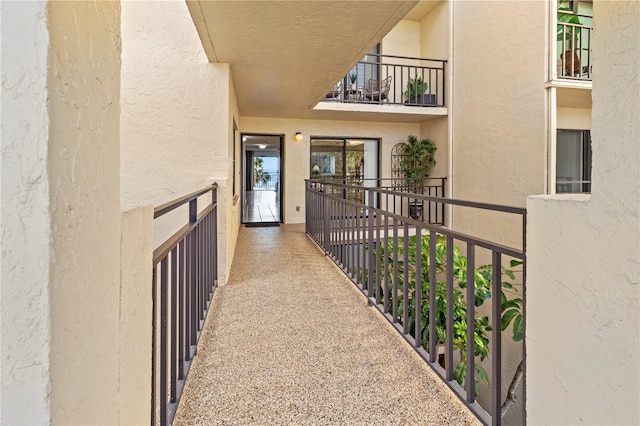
[556,129,591,193]
[310,137,379,205]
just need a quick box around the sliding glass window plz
[310,137,379,205]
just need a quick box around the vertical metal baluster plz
[429,230,437,363]
[466,243,476,403]
[170,249,177,403]
[403,224,409,334]
[178,240,185,379]
[446,236,454,381]
[151,266,157,425]
[367,189,374,297]
[492,251,502,426]
[160,257,168,426]
[375,211,382,304]
[392,219,399,323]
[383,215,389,313]
[415,230,422,348]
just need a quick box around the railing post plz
[367,188,375,298]
[491,251,502,426]
[323,188,330,254]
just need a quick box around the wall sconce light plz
[311,164,320,173]
[294,132,303,142]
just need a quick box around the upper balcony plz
[314,54,448,122]
[556,8,593,82]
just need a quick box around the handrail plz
[154,183,218,219]
[151,183,218,426]
[304,179,526,425]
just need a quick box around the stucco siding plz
[47,1,122,423]
[527,1,640,424]
[0,1,52,423]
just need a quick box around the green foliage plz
[403,77,428,100]
[373,233,523,395]
[400,135,437,189]
[557,0,582,42]
[254,157,270,185]
[349,73,357,84]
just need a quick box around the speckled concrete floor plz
[173,224,481,426]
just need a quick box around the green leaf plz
[513,315,524,341]
[501,309,520,331]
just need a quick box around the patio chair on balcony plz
[362,76,391,104]
[324,80,342,100]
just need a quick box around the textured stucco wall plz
[47,1,122,423]
[118,206,153,424]
[449,0,546,248]
[120,0,229,210]
[223,76,241,280]
[420,0,449,61]
[120,1,233,281]
[527,1,640,424]
[242,117,420,224]
[0,1,52,423]
[557,107,591,129]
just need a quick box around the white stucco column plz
[1,2,52,423]
[526,1,640,424]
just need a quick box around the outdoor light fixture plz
[294,132,303,142]
[258,144,267,149]
[242,136,247,142]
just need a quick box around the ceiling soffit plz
[187,1,418,119]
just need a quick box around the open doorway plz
[241,134,283,226]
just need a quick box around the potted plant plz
[557,0,583,76]
[404,77,435,106]
[349,73,357,90]
[399,135,437,219]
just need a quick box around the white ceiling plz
[186,0,418,119]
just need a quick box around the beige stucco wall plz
[0,1,52,423]
[383,20,421,57]
[527,1,640,424]
[420,1,449,61]
[241,117,421,223]
[118,206,153,425]
[557,107,591,129]
[120,0,235,282]
[47,1,123,423]
[450,0,546,249]
[223,75,241,279]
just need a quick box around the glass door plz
[310,137,379,206]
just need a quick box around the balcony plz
[557,10,593,81]
[318,54,446,109]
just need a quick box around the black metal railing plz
[152,184,218,425]
[558,11,593,80]
[305,181,526,426]
[307,177,446,225]
[323,54,446,107]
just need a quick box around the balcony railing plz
[305,180,526,425]
[557,11,593,81]
[308,177,446,225]
[323,54,446,107]
[152,184,218,425]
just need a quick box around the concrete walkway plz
[173,224,480,425]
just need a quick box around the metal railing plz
[307,177,446,225]
[254,170,279,190]
[558,11,593,80]
[323,54,446,107]
[305,181,526,426]
[152,184,218,425]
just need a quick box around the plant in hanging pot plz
[403,77,435,106]
[400,135,437,219]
